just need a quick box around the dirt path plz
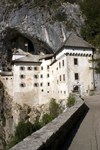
[61,95,100,150]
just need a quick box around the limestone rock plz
[0,1,84,66]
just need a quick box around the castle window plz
[59,75,61,81]
[47,65,49,69]
[75,73,79,80]
[20,83,26,87]
[47,74,49,77]
[34,83,39,87]
[20,66,25,70]
[34,67,38,71]
[41,66,43,70]
[59,62,61,68]
[63,74,65,81]
[41,89,44,92]
[34,75,39,78]
[62,60,64,66]
[6,78,8,80]
[47,91,49,93]
[47,82,50,86]
[74,58,78,65]
[27,67,32,70]
[20,75,26,79]
[40,83,43,86]
[40,74,43,78]
[64,91,66,94]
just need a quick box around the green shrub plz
[52,12,66,22]
[33,118,44,131]
[90,89,95,96]
[2,116,6,126]
[8,99,63,148]
[0,81,3,89]
[42,113,53,124]
[8,120,34,148]
[49,98,62,119]
[67,94,76,108]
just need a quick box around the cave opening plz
[10,33,34,53]
[3,30,35,65]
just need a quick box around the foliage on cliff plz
[67,94,76,107]
[79,0,100,73]
[8,98,63,148]
[0,0,78,10]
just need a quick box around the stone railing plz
[10,97,86,150]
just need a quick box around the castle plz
[0,33,94,106]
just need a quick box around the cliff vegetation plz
[79,0,100,72]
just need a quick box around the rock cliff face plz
[0,1,84,65]
[0,1,84,149]
[0,85,50,149]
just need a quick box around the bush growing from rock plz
[67,94,76,108]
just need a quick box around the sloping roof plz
[13,48,27,55]
[39,54,54,60]
[0,71,13,76]
[12,54,42,63]
[64,33,93,48]
[54,33,95,56]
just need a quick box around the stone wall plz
[10,96,86,150]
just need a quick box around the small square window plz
[34,67,38,71]
[6,78,8,80]
[47,74,49,77]
[34,83,39,87]
[41,89,44,92]
[63,74,65,81]
[59,62,61,68]
[40,74,43,78]
[20,83,26,87]
[59,75,61,81]
[41,66,43,70]
[27,67,32,70]
[47,91,49,93]
[20,67,25,70]
[47,66,49,69]
[34,75,39,78]
[47,82,50,86]
[75,73,79,80]
[74,58,78,65]
[40,83,43,86]
[62,60,64,66]
[20,75,26,79]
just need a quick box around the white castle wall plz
[0,47,94,107]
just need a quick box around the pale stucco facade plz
[0,33,95,106]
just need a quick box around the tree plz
[79,0,100,73]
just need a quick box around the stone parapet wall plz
[10,97,86,150]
